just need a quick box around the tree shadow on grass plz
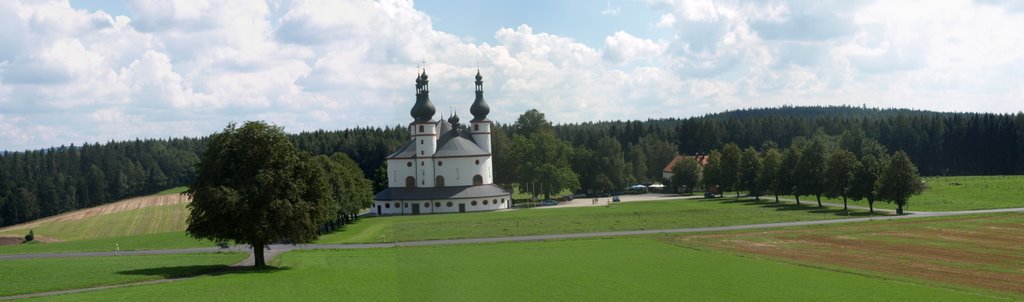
[710,198,889,218]
[119,265,291,279]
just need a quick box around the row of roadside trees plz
[672,130,924,214]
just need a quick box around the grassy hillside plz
[30,237,1009,301]
[788,175,1024,211]
[318,197,878,244]
[0,190,190,241]
[0,232,215,255]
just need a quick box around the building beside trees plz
[373,70,511,215]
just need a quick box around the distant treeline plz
[0,127,408,228]
[1,106,1022,227]
[550,106,1023,177]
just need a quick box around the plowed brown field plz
[671,213,1024,296]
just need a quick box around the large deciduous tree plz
[719,143,743,198]
[740,147,762,200]
[701,150,723,197]
[758,147,783,202]
[876,150,924,215]
[779,146,801,204]
[186,121,334,267]
[795,137,828,207]
[671,157,702,194]
[824,149,859,211]
[315,153,373,228]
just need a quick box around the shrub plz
[24,229,34,242]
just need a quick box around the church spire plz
[470,69,490,121]
[410,69,436,122]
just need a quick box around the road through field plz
[3,206,1023,300]
[4,206,1023,261]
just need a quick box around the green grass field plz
[0,232,216,255]
[0,203,190,241]
[785,175,1024,211]
[26,237,1007,301]
[155,186,188,196]
[318,198,879,244]
[0,252,246,297]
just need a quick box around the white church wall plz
[373,196,511,216]
[388,158,418,188]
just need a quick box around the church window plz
[420,139,423,144]
[473,175,483,185]
[421,161,424,166]
[493,199,497,204]
[446,202,453,207]
[434,202,441,207]
[483,200,488,205]
[437,161,443,166]
[405,176,415,187]
[419,125,424,132]
[475,159,480,165]
[420,151,424,155]
[407,162,412,167]
[435,176,445,187]
[403,203,408,208]
[471,201,477,206]
[474,124,479,131]
[424,202,430,208]
[385,203,390,209]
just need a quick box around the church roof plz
[386,130,488,159]
[386,140,416,159]
[438,118,452,134]
[374,184,510,200]
[435,131,487,157]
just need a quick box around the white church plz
[373,69,512,215]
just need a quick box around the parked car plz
[612,196,621,202]
[541,199,559,206]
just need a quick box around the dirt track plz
[0,194,190,234]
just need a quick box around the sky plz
[1,0,1023,151]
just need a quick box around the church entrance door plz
[459,203,466,213]
[377,205,381,215]
[412,203,420,215]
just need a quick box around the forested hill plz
[2,106,1023,228]
[0,127,409,228]
[703,105,949,120]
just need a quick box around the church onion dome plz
[470,69,490,122]
[410,70,436,122]
[448,112,460,125]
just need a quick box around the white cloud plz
[656,13,676,28]
[1,0,1023,151]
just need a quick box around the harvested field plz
[670,213,1024,296]
[0,194,191,241]
[0,194,189,232]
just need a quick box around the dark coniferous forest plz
[1,106,1022,227]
